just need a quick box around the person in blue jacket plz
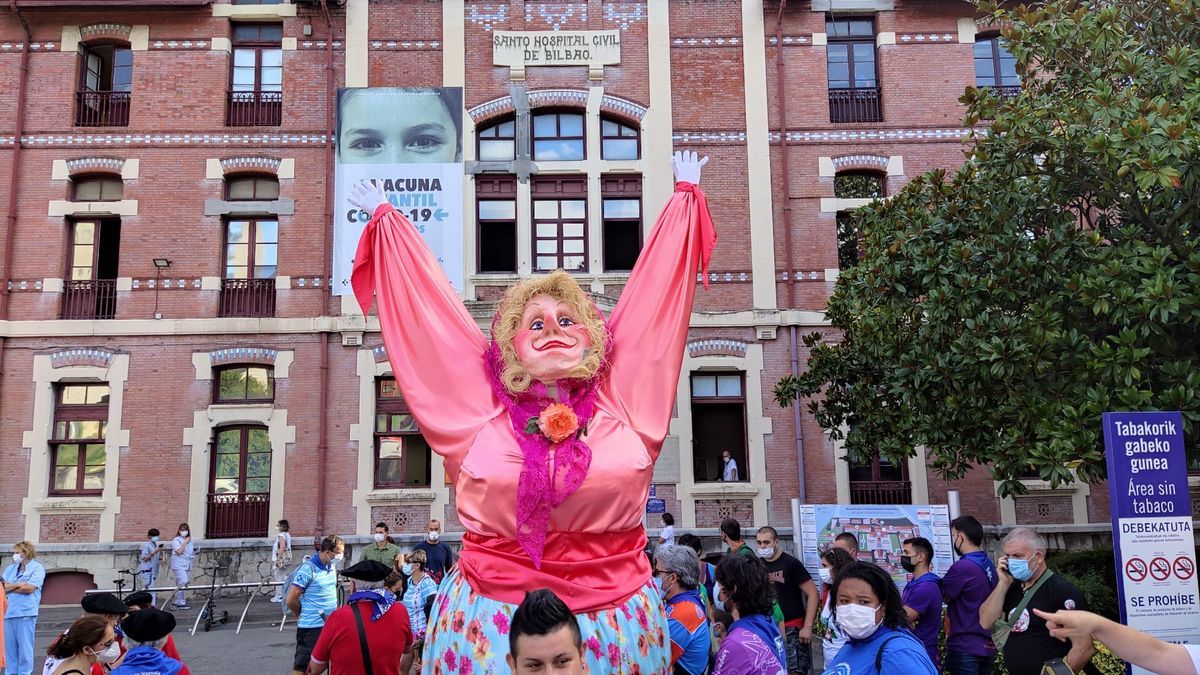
[822,562,937,675]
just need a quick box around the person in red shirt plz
[122,592,183,664]
[306,561,413,675]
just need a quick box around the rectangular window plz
[601,175,642,272]
[478,119,517,162]
[826,17,881,123]
[76,44,132,127]
[61,219,120,320]
[214,365,275,403]
[224,219,278,279]
[974,36,1020,100]
[690,372,748,483]
[374,377,432,488]
[849,451,912,505]
[532,112,585,161]
[50,384,110,495]
[228,23,283,126]
[226,176,280,201]
[531,177,587,272]
[476,175,518,273]
[600,119,639,160]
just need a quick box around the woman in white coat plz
[169,523,195,610]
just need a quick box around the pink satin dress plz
[351,182,715,672]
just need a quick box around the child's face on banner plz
[339,91,458,164]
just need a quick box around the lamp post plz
[153,258,171,319]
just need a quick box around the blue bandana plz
[348,588,396,622]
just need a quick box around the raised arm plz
[604,152,717,456]
[349,181,501,473]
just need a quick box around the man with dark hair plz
[756,526,818,675]
[943,515,998,675]
[832,532,860,559]
[506,589,587,675]
[360,522,401,567]
[306,560,413,675]
[719,518,753,557]
[901,536,943,668]
[137,529,162,605]
[287,535,345,675]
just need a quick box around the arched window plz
[226,175,280,201]
[477,118,516,162]
[73,176,124,202]
[834,171,886,270]
[974,35,1020,97]
[600,117,639,160]
[532,111,585,161]
[77,42,132,126]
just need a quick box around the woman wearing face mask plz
[168,524,195,611]
[45,616,118,675]
[711,554,786,675]
[271,520,293,603]
[5,541,46,675]
[818,547,856,666]
[399,551,438,643]
[821,562,936,675]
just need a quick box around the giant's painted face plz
[514,293,594,383]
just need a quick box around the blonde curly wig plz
[492,270,608,394]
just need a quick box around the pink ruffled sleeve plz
[603,182,717,458]
[351,203,501,476]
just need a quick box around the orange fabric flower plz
[537,402,579,443]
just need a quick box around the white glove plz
[348,179,389,214]
[672,150,709,185]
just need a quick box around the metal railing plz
[988,84,1021,101]
[829,87,883,123]
[849,480,913,505]
[75,90,131,127]
[218,278,276,318]
[205,492,270,538]
[61,279,117,319]
[227,90,283,126]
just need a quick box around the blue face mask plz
[1008,557,1034,581]
[657,572,673,597]
[401,563,413,577]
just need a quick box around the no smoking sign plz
[1174,557,1195,581]
[1126,557,1147,582]
[1150,557,1172,581]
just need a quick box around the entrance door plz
[206,425,271,538]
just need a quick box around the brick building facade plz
[0,0,1136,589]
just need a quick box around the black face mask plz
[900,555,916,573]
[952,535,964,557]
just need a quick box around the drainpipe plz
[315,0,335,536]
[0,1,33,423]
[775,0,806,502]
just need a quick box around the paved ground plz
[34,593,296,673]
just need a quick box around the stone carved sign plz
[492,30,621,80]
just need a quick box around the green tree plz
[774,0,1200,496]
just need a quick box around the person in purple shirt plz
[942,515,998,675]
[901,537,944,668]
[711,554,786,675]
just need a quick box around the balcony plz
[219,278,276,318]
[829,87,883,124]
[849,480,912,505]
[60,279,117,319]
[75,91,131,127]
[205,492,269,539]
[227,90,282,127]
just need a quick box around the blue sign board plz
[646,498,666,514]
[1103,411,1200,674]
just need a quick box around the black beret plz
[340,560,391,582]
[121,607,177,642]
[123,591,153,608]
[82,592,127,616]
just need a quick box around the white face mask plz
[334,553,345,562]
[180,531,189,538]
[713,582,727,612]
[819,567,833,584]
[90,641,122,664]
[373,533,387,543]
[151,536,159,543]
[836,603,882,640]
[756,546,775,559]
[427,531,440,543]
[12,553,23,564]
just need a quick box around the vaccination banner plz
[1104,411,1200,675]
[798,503,953,592]
[332,87,465,296]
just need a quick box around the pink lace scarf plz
[483,322,612,569]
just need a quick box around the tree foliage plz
[774,0,1200,496]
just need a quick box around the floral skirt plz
[421,569,670,675]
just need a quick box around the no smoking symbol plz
[1174,557,1195,581]
[1126,558,1147,582]
[1150,557,1172,581]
